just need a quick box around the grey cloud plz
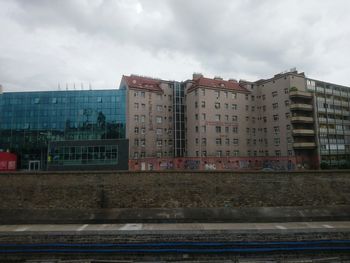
[1,0,350,91]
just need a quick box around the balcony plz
[293,142,316,149]
[289,90,313,99]
[291,116,314,123]
[292,129,315,136]
[290,103,313,111]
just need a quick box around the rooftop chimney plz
[193,73,203,80]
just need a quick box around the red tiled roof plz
[122,75,163,92]
[188,77,249,93]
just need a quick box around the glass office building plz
[0,89,127,170]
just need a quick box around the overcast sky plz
[1,0,350,91]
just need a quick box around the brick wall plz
[0,171,349,209]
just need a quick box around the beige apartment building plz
[120,75,175,168]
[120,69,350,170]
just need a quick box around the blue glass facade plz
[0,89,126,170]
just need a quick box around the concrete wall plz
[0,171,350,210]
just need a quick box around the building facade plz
[124,70,350,171]
[0,89,128,170]
[1,69,349,171]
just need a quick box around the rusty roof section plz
[122,75,163,92]
[187,76,249,93]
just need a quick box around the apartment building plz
[185,74,250,159]
[306,78,350,168]
[123,69,350,171]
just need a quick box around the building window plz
[285,100,290,106]
[216,138,222,145]
[141,128,146,134]
[156,128,162,135]
[232,104,237,110]
[287,137,293,143]
[246,105,249,111]
[215,91,220,98]
[134,139,139,146]
[275,150,281,156]
[262,95,266,100]
[201,89,205,96]
[272,91,278,97]
[233,150,239,156]
[274,138,280,146]
[232,127,238,133]
[232,93,237,99]
[195,114,198,120]
[201,126,206,133]
[134,103,139,109]
[284,88,289,94]
[134,152,139,159]
[288,150,293,156]
[195,101,198,108]
[272,103,278,109]
[215,114,221,121]
[226,150,230,156]
[225,138,230,145]
[201,138,207,146]
[273,114,279,121]
[274,126,280,133]
[233,139,238,145]
[225,115,229,121]
[140,139,145,147]
[232,115,237,121]
[157,140,163,147]
[97,97,102,103]
[141,115,146,123]
[215,126,221,133]
[141,103,146,109]
[216,151,222,157]
[52,98,57,104]
[195,126,199,133]
[157,105,162,111]
[196,151,199,157]
[245,94,249,100]
[201,101,206,108]
[134,115,139,123]
[215,102,220,109]
[202,151,207,157]
[285,112,290,119]
[286,125,291,130]
[134,127,139,134]
[225,126,229,133]
[195,138,199,145]
[225,103,229,109]
[156,116,162,123]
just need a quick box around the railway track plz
[1,240,350,254]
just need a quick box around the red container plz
[0,152,17,171]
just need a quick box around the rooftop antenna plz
[58,83,61,91]
[89,83,92,91]
[81,83,84,90]
[66,83,68,91]
[73,83,76,90]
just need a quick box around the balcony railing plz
[293,142,316,149]
[290,103,313,111]
[291,116,314,123]
[289,90,313,99]
[292,129,315,136]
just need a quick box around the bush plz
[290,86,298,92]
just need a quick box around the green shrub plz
[290,86,298,91]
